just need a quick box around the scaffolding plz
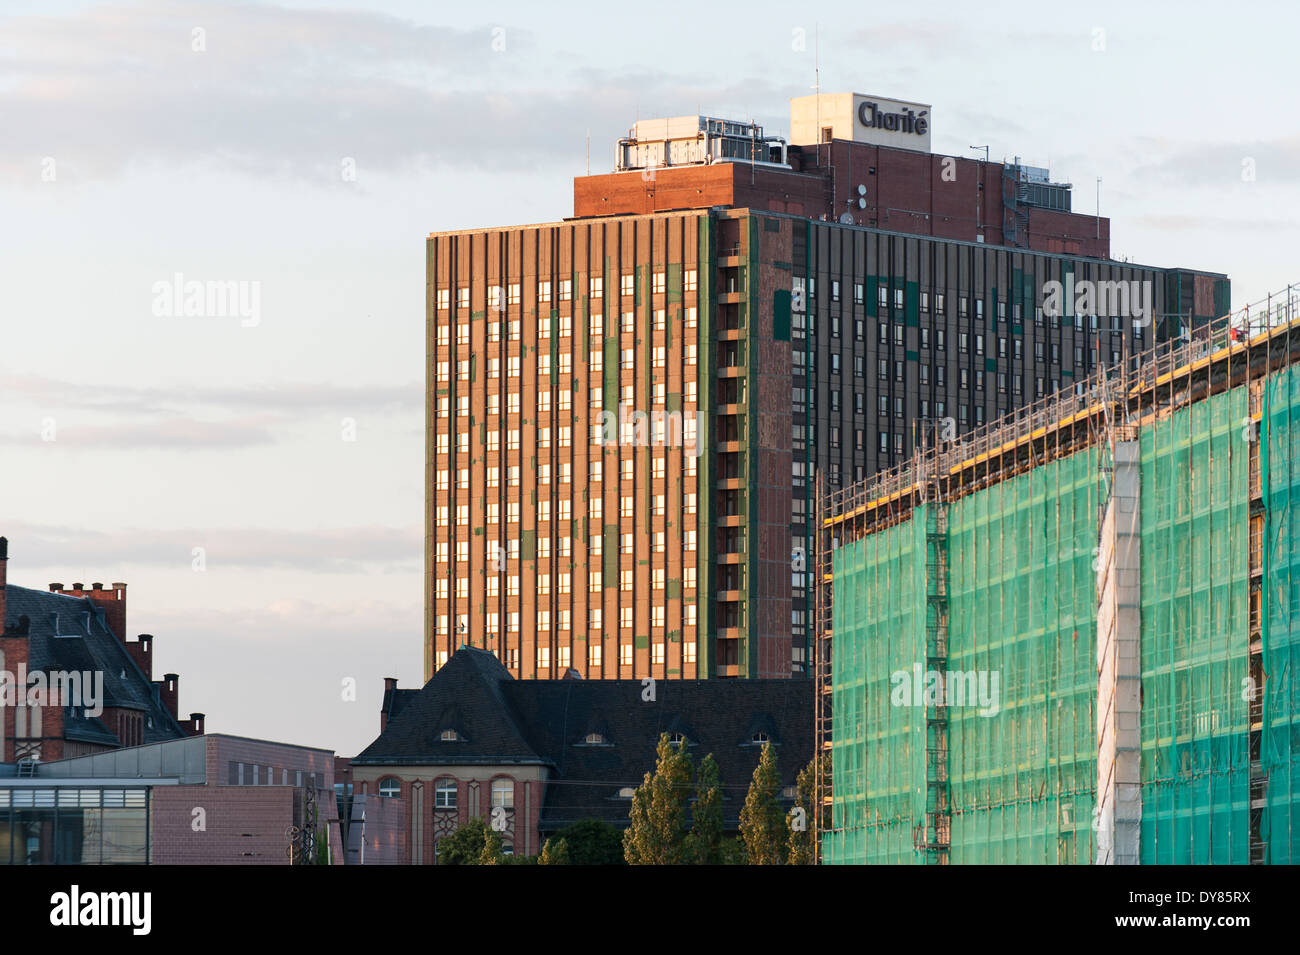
[816,283,1300,864]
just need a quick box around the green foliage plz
[549,819,625,865]
[684,753,724,864]
[623,733,695,865]
[439,817,492,866]
[787,753,820,865]
[479,824,504,865]
[538,837,570,865]
[720,836,748,865]
[739,741,786,865]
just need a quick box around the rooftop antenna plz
[1096,176,1102,240]
[814,23,821,166]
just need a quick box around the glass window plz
[491,779,514,809]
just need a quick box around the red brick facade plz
[573,139,1110,259]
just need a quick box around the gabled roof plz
[353,647,814,829]
[353,648,545,766]
[3,585,186,745]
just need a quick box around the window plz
[668,732,686,747]
[435,778,457,808]
[491,779,514,809]
[439,729,460,742]
[378,777,401,798]
[584,732,607,745]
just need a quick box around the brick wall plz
[152,785,296,864]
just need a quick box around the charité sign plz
[854,95,932,152]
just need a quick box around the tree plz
[623,733,694,864]
[684,753,724,864]
[787,753,821,865]
[549,819,625,865]
[479,824,504,865]
[739,740,786,865]
[439,816,488,865]
[538,836,570,865]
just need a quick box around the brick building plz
[425,91,1230,682]
[351,646,812,862]
[0,733,343,864]
[0,536,204,763]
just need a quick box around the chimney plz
[380,677,398,733]
[0,537,8,633]
[46,581,127,644]
[160,672,179,719]
[128,633,153,680]
[185,712,205,736]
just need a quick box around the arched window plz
[439,729,460,741]
[668,731,686,747]
[583,732,606,745]
[751,731,770,745]
[435,778,457,809]
[378,777,401,798]
[617,787,636,799]
[491,779,514,810]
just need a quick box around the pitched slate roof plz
[353,647,814,831]
[3,585,186,745]
[354,647,545,766]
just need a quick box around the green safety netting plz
[827,368,1300,864]
[1139,384,1251,864]
[823,508,928,864]
[945,447,1101,864]
[1263,364,1300,863]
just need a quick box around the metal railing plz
[824,281,1300,530]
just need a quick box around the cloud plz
[1127,214,1299,234]
[3,520,421,572]
[1131,138,1300,188]
[0,413,279,449]
[0,1,766,184]
[0,371,422,417]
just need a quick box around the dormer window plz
[668,732,686,747]
[751,732,770,745]
[583,732,606,745]
[617,787,636,799]
[439,729,460,741]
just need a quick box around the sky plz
[2,0,1298,756]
